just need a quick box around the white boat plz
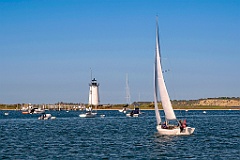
[126,104,142,117]
[79,103,97,119]
[154,17,195,136]
[38,114,56,120]
[21,104,31,114]
[126,111,140,117]
[119,105,129,113]
[33,108,45,114]
[21,104,45,114]
[4,112,9,116]
[79,111,96,118]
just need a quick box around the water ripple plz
[0,110,239,159]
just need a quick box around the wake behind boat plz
[154,17,195,136]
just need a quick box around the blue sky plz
[0,0,239,104]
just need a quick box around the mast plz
[154,17,161,125]
[125,74,131,105]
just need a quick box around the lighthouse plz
[88,78,100,106]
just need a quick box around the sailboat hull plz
[79,113,96,118]
[157,125,195,136]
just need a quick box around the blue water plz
[0,110,239,159]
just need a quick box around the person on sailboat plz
[182,119,187,128]
[179,119,187,132]
[161,121,168,129]
[179,120,183,132]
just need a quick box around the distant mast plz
[125,74,131,105]
[88,78,100,106]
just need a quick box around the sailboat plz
[154,18,195,135]
[119,74,130,113]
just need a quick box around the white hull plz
[157,125,195,136]
[34,110,45,114]
[126,113,139,117]
[79,112,97,118]
[38,114,55,120]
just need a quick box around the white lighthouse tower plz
[88,78,100,106]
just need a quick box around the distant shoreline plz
[1,97,240,110]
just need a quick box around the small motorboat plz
[126,107,141,117]
[79,111,96,118]
[32,108,45,114]
[38,114,56,120]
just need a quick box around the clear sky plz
[0,0,239,104]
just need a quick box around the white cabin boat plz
[33,108,45,114]
[79,111,97,118]
[126,107,141,117]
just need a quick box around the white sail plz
[154,64,161,125]
[155,19,176,120]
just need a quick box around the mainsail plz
[155,19,176,121]
[154,63,161,125]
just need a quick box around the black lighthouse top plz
[90,78,99,86]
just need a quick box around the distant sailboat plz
[154,17,195,135]
[119,74,130,113]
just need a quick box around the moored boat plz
[38,113,56,120]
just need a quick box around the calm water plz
[0,110,239,159]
